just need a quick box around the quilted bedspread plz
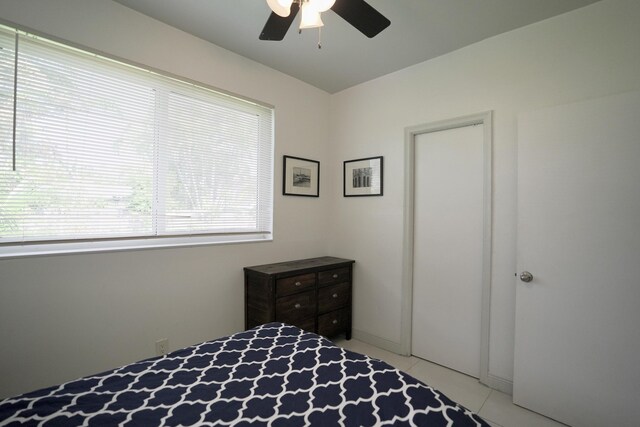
[0,323,488,426]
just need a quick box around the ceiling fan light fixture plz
[260,0,390,43]
[299,2,324,29]
[266,0,294,17]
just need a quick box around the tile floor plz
[333,338,567,427]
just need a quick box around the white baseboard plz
[484,373,513,395]
[351,328,403,354]
[351,328,514,395]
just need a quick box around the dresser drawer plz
[276,273,316,296]
[318,282,350,314]
[318,308,348,338]
[276,290,316,323]
[318,267,350,287]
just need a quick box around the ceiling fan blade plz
[259,2,300,41]
[331,0,390,38]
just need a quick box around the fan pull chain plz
[318,27,322,49]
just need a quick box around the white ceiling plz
[113,0,601,93]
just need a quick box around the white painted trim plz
[351,329,403,354]
[352,329,514,394]
[402,112,494,387]
[0,233,272,259]
[486,373,513,395]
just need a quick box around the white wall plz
[327,0,640,384]
[0,0,330,398]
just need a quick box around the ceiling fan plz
[260,0,390,42]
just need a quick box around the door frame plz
[401,111,493,387]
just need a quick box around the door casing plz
[401,111,498,391]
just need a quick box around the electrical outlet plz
[155,338,169,356]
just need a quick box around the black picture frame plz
[343,156,383,197]
[283,155,320,197]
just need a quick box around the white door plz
[514,91,640,426]
[411,124,484,377]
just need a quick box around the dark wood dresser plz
[244,256,355,339]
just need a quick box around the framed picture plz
[283,155,320,197]
[344,156,383,197]
[343,156,382,197]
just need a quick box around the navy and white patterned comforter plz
[0,323,488,426]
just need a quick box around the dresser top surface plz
[244,256,354,276]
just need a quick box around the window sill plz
[0,233,272,259]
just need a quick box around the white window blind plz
[0,32,16,185]
[0,26,273,254]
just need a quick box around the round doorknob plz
[520,271,533,283]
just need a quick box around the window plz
[0,26,273,257]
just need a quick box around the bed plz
[0,323,489,426]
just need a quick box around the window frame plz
[0,25,274,258]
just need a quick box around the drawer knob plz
[332,274,338,279]
[332,319,338,324]
[332,293,338,298]
[294,303,301,309]
[294,281,302,286]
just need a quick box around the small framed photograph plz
[344,156,383,197]
[283,155,320,197]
